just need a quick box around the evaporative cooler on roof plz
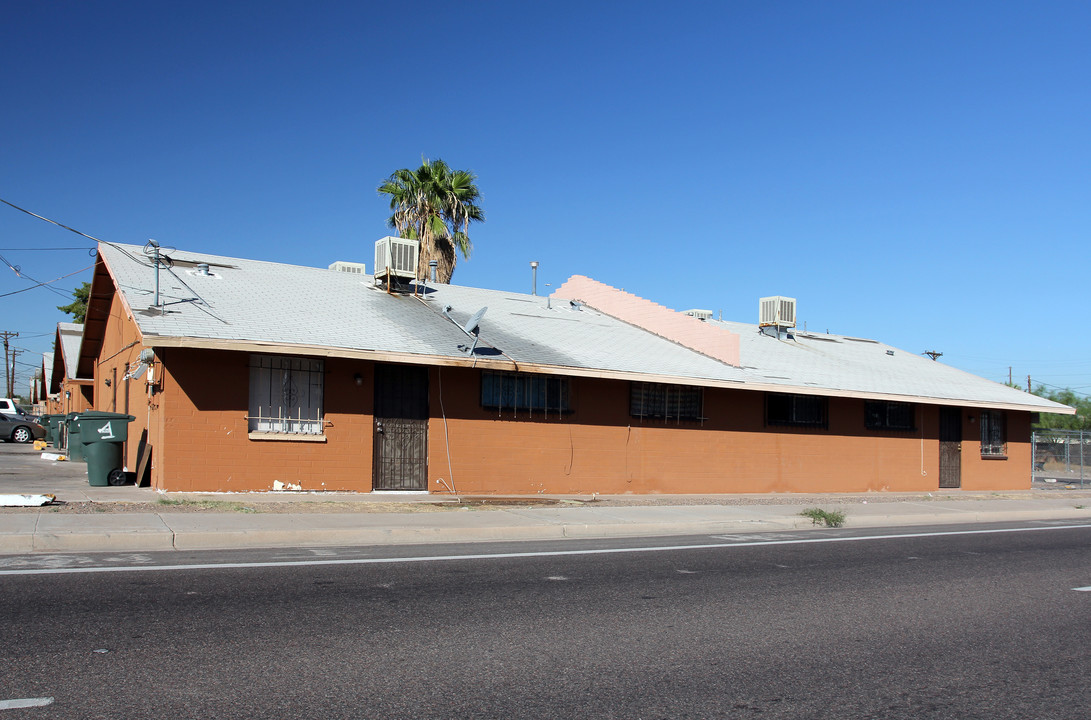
[759,296,796,329]
[374,236,419,286]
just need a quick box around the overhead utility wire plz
[0,195,147,267]
[0,264,94,299]
[0,252,72,299]
[0,247,93,251]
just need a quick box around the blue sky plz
[2,1,1088,398]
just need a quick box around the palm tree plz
[377,158,484,283]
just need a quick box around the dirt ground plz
[8,483,1091,514]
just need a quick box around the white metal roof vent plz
[683,309,713,321]
[759,296,796,329]
[374,236,419,286]
[329,261,367,274]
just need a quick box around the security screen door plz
[939,407,962,489]
[373,364,429,491]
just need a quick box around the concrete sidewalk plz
[2,446,1091,553]
[3,494,1090,554]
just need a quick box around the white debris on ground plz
[0,494,57,507]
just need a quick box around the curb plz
[1,507,1088,554]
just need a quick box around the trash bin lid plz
[76,411,137,421]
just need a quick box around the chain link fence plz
[1032,429,1089,487]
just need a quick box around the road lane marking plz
[1073,586,1091,592]
[0,524,1089,577]
[0,697,54,709]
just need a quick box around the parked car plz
[0,398,37,422]
[0,413,46,443]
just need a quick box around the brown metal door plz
[373,364,429,491]
[939,407,962,489]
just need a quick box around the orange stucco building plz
[76,241,1071,495]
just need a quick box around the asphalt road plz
[1,526,1089,719]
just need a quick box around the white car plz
[0,398,37,423]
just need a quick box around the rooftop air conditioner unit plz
[329,261,367,274]
[759,296,796,328]
[683,309,714,321]
[374,236,419,285]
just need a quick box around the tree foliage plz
[377,158,484,283]
[1030,385,1091,431]
[57,281,90,323]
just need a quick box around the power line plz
[0,263,94,299]
[0,247,95,251]
[0,196,106,244]
[0,195,154,270]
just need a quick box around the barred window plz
[766,393,828,428]
[481,371,570,413]
[630,382,703,421]
[980,410,1007,457]
[865,401,915,431]
[248,355,324,435]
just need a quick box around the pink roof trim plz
[552,275,741,368]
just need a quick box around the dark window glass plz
[630,383,703,421]
[766,393,828,428]
[865,401,915,431]
[481,372,570,412]
[980,410,1007,456]
[248,354,324,435]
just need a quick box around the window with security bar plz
[481,371,570,413]
[248,355,324,435]
[980,410,1007,457]
[865,401,915,431]
[766,393,828,429]
[630,382,704,422]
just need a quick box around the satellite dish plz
[440,305,489,354]
[464,307,487,336]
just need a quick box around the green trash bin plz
[78,411,136,487]
[51,415,67,449]
[48,415,65,447]
[65,413,85,462]
[39,414,59,445]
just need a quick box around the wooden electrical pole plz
[0,331,17,398]
[923,350,943,361]
[1027,375,1032,393]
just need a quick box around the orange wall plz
[154,348,374,492]
[961,410,1032,491]
[134,350,1032,494]
[427,368,1029,494]
[94,290,151,473]
[59,378,93,414]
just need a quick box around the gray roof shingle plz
[97,242,1070,414]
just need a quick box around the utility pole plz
[1027,375,1032,393]
[1009,366,1013,385]
[9,347,17,399]
[923,350,943,361]
[0,331,17,398]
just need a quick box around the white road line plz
[0,524,1089,577]
[0,697,54,709]
[1073,586,1091,592]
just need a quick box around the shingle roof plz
[96,242,1071,414]
[56,323,83,379]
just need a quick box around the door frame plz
[372,364,429,492]
[939,406,962,489]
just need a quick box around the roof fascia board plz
[141,336,743,388]
[143,336,1068,414]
